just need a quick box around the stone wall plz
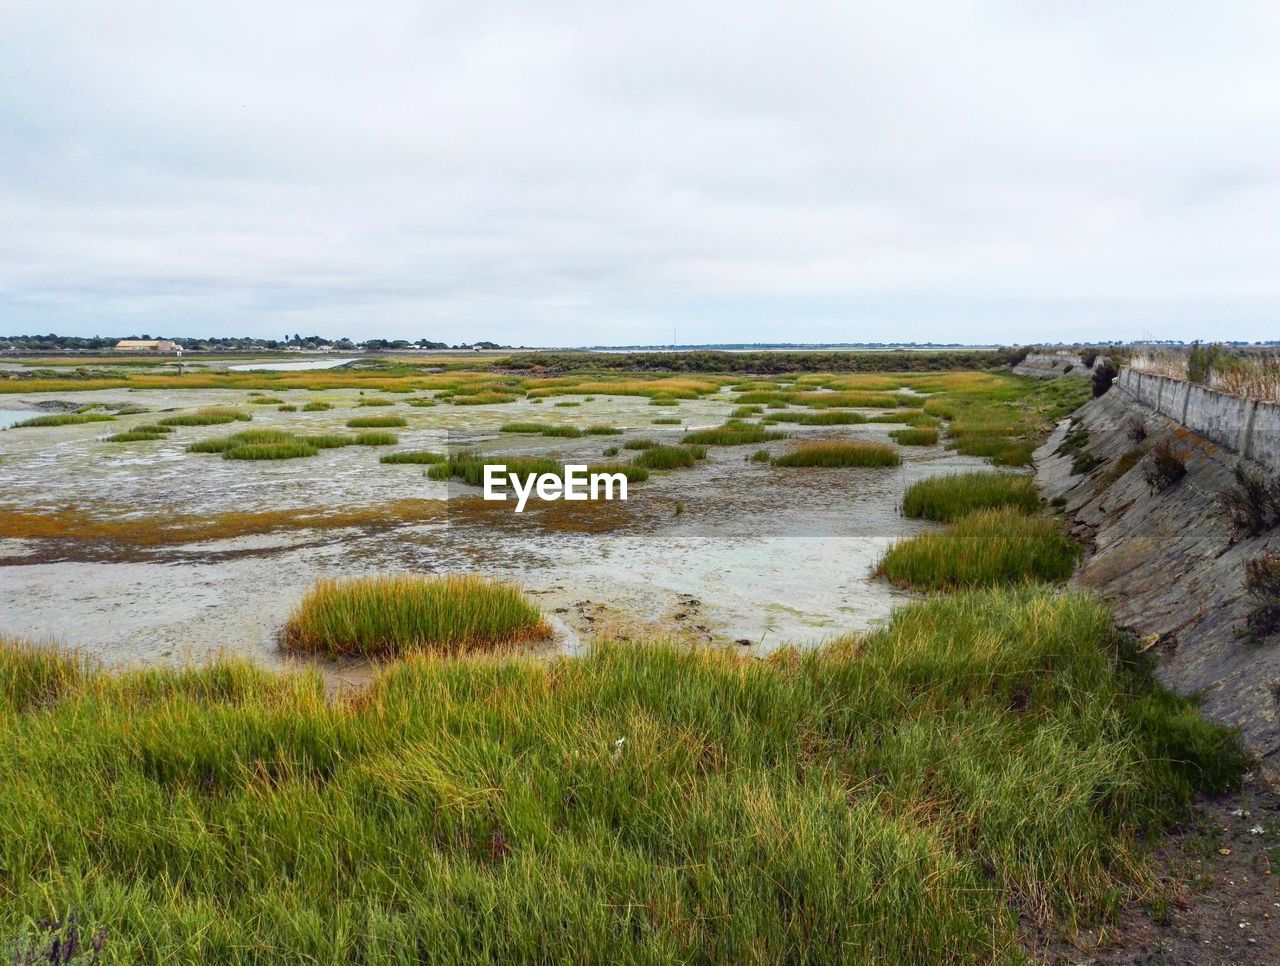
[1012,351,1096,379]
[1117,368,1280,475]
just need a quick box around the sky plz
[3,1,1280,347]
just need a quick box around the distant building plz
[115,339,181,353]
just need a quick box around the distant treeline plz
[506,348,1029,374]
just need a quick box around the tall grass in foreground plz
[902,471,1040,522]
[0,588,1245,960]
[877,508,1080,590]
[771,440,900,468]
[11,412,116,428]
[280,573,551,656]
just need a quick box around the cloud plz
[3,0,1280,344]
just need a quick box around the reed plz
[352,432,398,446]
[158,407,251,427]
[379,451,446,465]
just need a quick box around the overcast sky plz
[3,2,1279,346]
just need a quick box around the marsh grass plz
[352,432,398,446]
[280,573,551,657]
[0,587,1245,960]
[763,411,867,426]
[452,392,520,406]
[189,429,324,460]
[103,424,175,443]
[347,415,407,428]
[877,509,1080,590]
[225,441,319,460]
[305,434,357,449]
[682,424,786,446]
[890,427,940,446]
[623,438,657,450]
[11,412,116,428]
[632,444,707,470]
[277,404,298,412]
[902,472,1039,522]
[247,397,285,405]
[158,407,251,427]
[651,417,681,425]
[301,401,332,412]
[379,451,447,465]
[731,405,763,417]
[357,398,395,407]
[771,440,901,468]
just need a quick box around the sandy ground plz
[0,385,994,676]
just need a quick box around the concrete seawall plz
[1117,367,1280,476]
[1035,383,1280,762]
[1012,351,1097,379]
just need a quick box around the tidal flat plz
[0,374,992,673]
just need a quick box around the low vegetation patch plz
[889,427,939,446]
[0,587,1244,959]
[379,451,446,465]
[877,508,1080,590]
[450,392,520,406]
[301,401,332,412]
[1219,461,1280,539]
[651,417,681,425]
[11,412,116,428]
[771,440,900,468]
[353,432,398,446]
[623,437,656,450]
[1144,441,1187,494]
[346,415,407,429]
[157,407,251,427]
[763,410,867,426]
[682,423,786,446]
[279,573,551,657]
[357,398,395,407]
[1245,551,1280,640]
[632,444,707,470]
[103,424,175,443]
[902,472,1039,522]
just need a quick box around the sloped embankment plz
[1035,386,1280,760]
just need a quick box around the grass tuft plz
[632,445,707,470]
[902,472,1039,522]
[279,573,551,657]
[158,407,251,427]
[771,440,900,468]
[877,508,1080,590]
[682,424,786,446]
[379,451,447,465]
[889,427,940,446]
[12,412,116,428]
[347,415,408,429]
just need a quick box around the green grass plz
[11,412,116,428]
[889,427,939,446]
[632,444,707,470]
[650,398,679,406]
[277,404,297,412]
[682,424,786,446]
[304,434,357,449]
[357,398,395,407]
[623,438,657,450]
[877,509,1081,590]
[0,587,1245,960]
[188,429,322,460]
[279,573,551,657]
[771,440,901,468]
[651,417,681,425]
[379,451,447,465]
[929,376,1091,467]
[157,407,252,427]
[352,432,398,446]
[346,415,408,428]
[762,410,868,426]
[553,401,580,407]
[730,405,763,417]
[301,401,332,412]
[585,426,622,435]
[902,472,1040,522]
[247,397,285,405]
[103,424,175,443]
[498,422,549,434]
